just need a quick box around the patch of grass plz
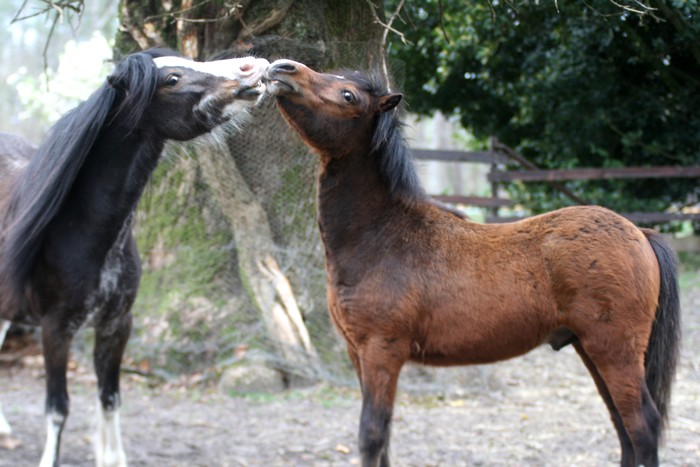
[226,390,285,404]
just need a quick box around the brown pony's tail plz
[643,229,682,430]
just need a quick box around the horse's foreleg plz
[93,314,132,467]
[356,338,408,467]
[0,320,12,436]
[347,344,362,386]
[39,316,74,467]
[574,342,635,466]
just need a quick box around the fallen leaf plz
[0,435,22,450]
[335,443,351,454]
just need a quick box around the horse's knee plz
[355,341,406,466]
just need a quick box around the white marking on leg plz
[0,320,10,349]
[0,402,11,436]
[0,321,11,434]
[39,411,65,467]
[95,399,127,467]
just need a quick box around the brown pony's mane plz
[342,70,428,205]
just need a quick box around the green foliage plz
[387,0,700,223]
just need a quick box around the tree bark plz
[117,0,387,376]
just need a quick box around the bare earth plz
[1,278,698,467]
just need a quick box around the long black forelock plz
[107,50,170,131]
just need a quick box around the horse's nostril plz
[275,63,297,73]
[240,62,254,73]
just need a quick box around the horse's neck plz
[82,127,159,208]
[317,150,405,254]
[50,127,162,254]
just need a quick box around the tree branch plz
[11,0,85,89]
[366,0,408,92]
[119,2,166,50]
[653,0,700,67]
[237,0,293,42]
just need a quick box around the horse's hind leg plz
[39,315,75,467]
[93,313,131,467]
[355,338,409,467]
[0,320,12,436]
[578,338,660,466]
[574,342,635,466]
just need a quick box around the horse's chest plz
[327,277,408,343]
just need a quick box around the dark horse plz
[265,60,681,467]
[0,49,269,467]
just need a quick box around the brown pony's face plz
[264,59,402,155]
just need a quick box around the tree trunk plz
[117,0,387,378]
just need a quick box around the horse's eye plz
[165,74,180,86]
[341,90,355,103]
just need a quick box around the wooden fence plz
[414,138,700,225]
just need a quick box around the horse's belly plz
[416,308,555,366]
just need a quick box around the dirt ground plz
[1,276,698,466]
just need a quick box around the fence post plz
[489,137,500,221]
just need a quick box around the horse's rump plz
[0,132,34,209]
[0,133,36,322]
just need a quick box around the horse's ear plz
[378,93,402,113]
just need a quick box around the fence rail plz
[415,138,700,225]
[489,166,700,183]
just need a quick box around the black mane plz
[0,49,175,308]
[345,70,427,204]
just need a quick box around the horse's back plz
[523,205,658,276]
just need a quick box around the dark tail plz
[642,229,682,430]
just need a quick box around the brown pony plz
[264,60,681,467]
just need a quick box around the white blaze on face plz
[153,56,269,83]
[95,399,127,467]
[39,411,65,467]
